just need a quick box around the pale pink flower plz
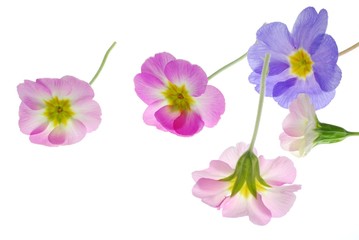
[17,76,101,146]
[192,143,301,225]
[134,52,225,136]
[280,94,319,156]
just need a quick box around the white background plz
[1,0,359,239]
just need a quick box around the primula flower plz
[134,52,225,136]
[280,94,357,157]
[17,76,101,146]
[192,142,301,225]
[248,7,341,109]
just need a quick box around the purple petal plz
[273,78,297,97]
[292,7,328,49]
[259,156,297,186]
[261,185,301,217]
[312,35,341,91]
[134,73,166,104]
[154,105,181,133]
[71,99,102,132]
[192,160,233,182]
[164,60,207,97]
[194,85,225,127]
[17,80,51,110]
[173,111,204,136]
[141,52,176,83]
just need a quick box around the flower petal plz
[312,35,341,92]
[192,178,230,207]
[141,52,176,83]
[134,73,166,104]
[173,111,204,136]
[18,103,48,135]
[272,78,297,97]
[36,78,72,98]
[17,80,51,110]
[219,143,250,169]
[221,195,248,218]
[292,7,328,49]
[164,59,207,97]
[154,105,181,133]
[48,119,87,145]
[261,185,301,217]
[143,100,168,131]
[192,160,233,182]
[60,76,95,103]
[259,156,297,185]
[71,99,102,132]
[247,195,272,225]
[193,85,225,127]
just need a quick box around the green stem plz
[89,41,117,85]
[339,41,359,57]
[347,131,359,137]
[249,53,271,152]
[207,52,247,81]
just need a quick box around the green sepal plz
[315,122,350,145]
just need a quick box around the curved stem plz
[207,52,247,81]
[249,53,271,152]
[89,41,117,85]
[339,41,359,57]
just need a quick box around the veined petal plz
[17,80,51,110]
[143,100,167,130]
[259,156,297,185]
[221,195,248,218]
[261,185,301,217]
[37,78,72,98]
[292,7,328,49]
[134,73,166,104]
[192,160,233,182]
[219,143,249,169]
[164,60,207,97]
[141,52,176,83]
[247,195,272,225]
[60,76,95,103]
[71,99,101,132]
[194,85,225,127]
[173,111,204,136]
[192,178,230,207]
[48,119,87,145]
[18,103,48,135]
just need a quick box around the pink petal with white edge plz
[72,99,102,132]
[134,73,166,104]
[48,119,87,145]
[192,178,229,207]
[261,185,301,218]
[17,80,51,110]
[143,100,167,131]
[282,112,307,137]
[221,195,248,218]
[259,156,297,186]
[219,143,250,169]
[172,111,204,136]
[141,52,176,83]
[247,195,272,225]
[194,85,225,127]
[60,76,95,103]
[164,60,207,97]
[18,103,49,135]
[36,78,72,98]
[192,160,234,182]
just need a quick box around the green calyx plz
[314,122,351,145]
[221,150,270,198]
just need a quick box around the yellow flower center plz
[162,81,195,111]
[228,179,267,198]
[43,96,75,126]
[289,48,314,80]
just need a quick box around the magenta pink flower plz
[17,76,101,146]
[192,143,301,225]
[134,52,225,136]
